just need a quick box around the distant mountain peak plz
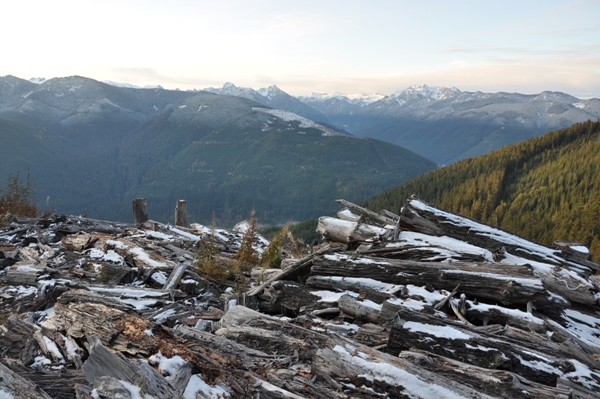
[103,81,163,90]
[301,92,386,105]
[393,85,461,101]
[257,85,284,99]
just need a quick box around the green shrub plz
[0,172,41,226]
[234,209,259,271]
[260,224,289,268]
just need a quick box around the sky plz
[2,0,600,98]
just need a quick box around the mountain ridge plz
[364,119,600,261]
[0,75,435,225]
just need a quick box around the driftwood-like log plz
[6,263,53,286]
[41,289,155,356]
[83,336,184,399]
[399,350,572,399]
[386,308,600,390]
[337,294,380,324]
[313,334,498,399]
[306,275,393,304]
[162,262,188,292]
[217,305,332,360]
[258,280,320,316]
[2,363,88,399]
[401,199,600,275]
[218,306,500,398]
[132,198,148,225]
[0,362,54,399]
[247,247,334,297]
[311,254,567,316]
[336,208,361,222]
[335,199,396,226]
[316,216,388,244]
[462,299,547,333]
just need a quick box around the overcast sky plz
[2,0,599,97]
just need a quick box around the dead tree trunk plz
[311,254,568,317]
[400,199,600,274]
[132,198,148,225]
[338,294,380,323]
[386,307,600,390]
[0,362,54,399]
[175,200,187,228]
[316,216,388,244]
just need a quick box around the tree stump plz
[132,198,148,225]
[175,200,187,227]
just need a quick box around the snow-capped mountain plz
[28,77,46,84]
[103,80,164,90]
[204,82,328,123]
[298,85,600,164]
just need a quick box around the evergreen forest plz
[364,120,600,261]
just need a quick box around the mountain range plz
[0,75,435,225]
[201,82,600,165]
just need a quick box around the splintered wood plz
[0,199,599,398]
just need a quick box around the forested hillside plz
[0,75,436,226]
[364,119,600,260]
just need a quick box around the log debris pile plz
[1,199,600,398]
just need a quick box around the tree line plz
[364,120,600,261]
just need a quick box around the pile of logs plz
[0,198,599,398]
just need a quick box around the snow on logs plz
[1,199,600,398]
[316,216,389,244]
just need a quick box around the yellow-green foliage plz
[0,172,40,226]
[260,224,289,268]
[234,209,259,271]
[196,217,236,281]
[365,120,600,261]
[286,230,302,258]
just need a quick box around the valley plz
[0,75,435,226]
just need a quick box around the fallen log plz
[311,254,568,317]
[338,293,380,324]
[218,306,501,398]
[247,246,334,297]
[216,305,332,360]
[313,334,498,399]
[305,275,394,304]
[335,199,397,226]
[462,299,547,333]
[386,307,600,390]
[40,289,155,356]
[316,216,388,244]
[398,350,572,399]
[401,198,600,275]
[82,336,184,399]
[2,361,88,399]
[0,361,54,399]
[6,263,54,286]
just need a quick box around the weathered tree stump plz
[132,198,148,225]
[174,200,187,227]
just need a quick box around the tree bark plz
[174,200,187,228]
[311,254,567,316]
[386,307,600,390]
[132,198,148,225]
[316,216,388,244]
[337,294,380,324]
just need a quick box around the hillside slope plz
[364,119,600,260]
[0,75,436,226]
[300,86,600,165]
